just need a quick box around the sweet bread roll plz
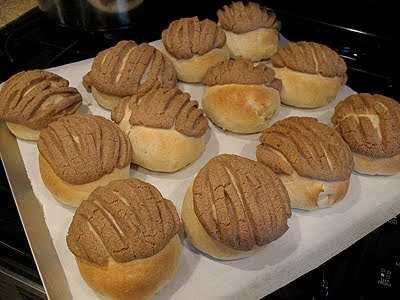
[0,70,82,140]
[182,154,291,260]
[111,87,208,172]
[332,93,400,175]
[256,117,354,210]
[67,178,180,300]
[38,114,131,207]
[83,40,177,110]
[161,16,230,83]
[217,1,281,61]
[202,59,282,133]
[270,42,347,108]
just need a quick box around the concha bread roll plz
[217,1,281,61]
[67,178,180,300]
[161,16,230,83]
[202,59,282,133]
[332,93,400,175]
[38,114,131,207]
[270,41,347,108]
[111,88,208,172]
[83,40,177,110]
[256,117,354,210]
[182,154,291,260]
[0,70,82,140]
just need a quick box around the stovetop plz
[1,1,399,299]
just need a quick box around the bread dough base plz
[91,86,124,110]
[279,173,351,210]
[162,47,230,83]
[272,67,342,108]
[224,28,279,61]
[117,106,205,172]
[353,152,400,176]
[6,121,40,141]
[203,84,280,133]
[39,154,130,207]
[76,234,180,300]
[182,182,261,260]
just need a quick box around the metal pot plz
[38,0,145,30]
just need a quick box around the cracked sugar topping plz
[83,40,177,97]
[270,41,347,84]
[0,70,82,130]
[67,178,180,266]
[37,114,131,185]
[193,154,291,251]
[257,117,354,181]
[332,93,400,158]
[217,1,281,34]
[111,88,208,138]
[202,59,282,91]
[162,16,226,59]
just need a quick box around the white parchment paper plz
[13,38,400,300]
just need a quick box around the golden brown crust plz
[257,117,354,181]
[202,59,282,90]
[67,178,180,266]
[37,114,131,185]
[0,70,82,130]
[193,154,291,251]
[332,93,400,158]
[111,88,208,138]
[270,42,347,84]
[83,40,177,97]
[217,1,281,34]
[161,17,226,59]
[76,234,180,300]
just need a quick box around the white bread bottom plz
[272,67,342,108]
[91,86,124,110]
[6,121,40,141]
[203,84,280,133]
[224,28,279,61]
[181,182,260,260]
[76,234,180,300]
[39,154,130,207]
[162,47,230,83]
[353,152,400,176]
[279,172,351,210]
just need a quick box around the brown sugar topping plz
[162,17,226,59]
[256,117,354,181]
[82,40,177,97]
[0,70,82,130]
[193,154,291,251]
[111,88,208,138]
[67,178,180,266]
[37,114,131,185]
[270,42,347,84]
[332,93,400,158]
[217,1,281,34]
[202,59,282,91]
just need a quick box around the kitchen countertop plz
[0,0,37,28]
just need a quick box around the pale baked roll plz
[37,114,131,207]
[67,178,180,300]
[217,1,281,61]
[182,154,291,260]
[83,40,177,110]
[202,59,282,133]
[256,117,354,210]
[332,93,400,175]
[111,87,208,172]
[0,70,82,140]
[270,41,347,108]
[161,16,230,83]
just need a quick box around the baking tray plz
[1,38,400,300]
